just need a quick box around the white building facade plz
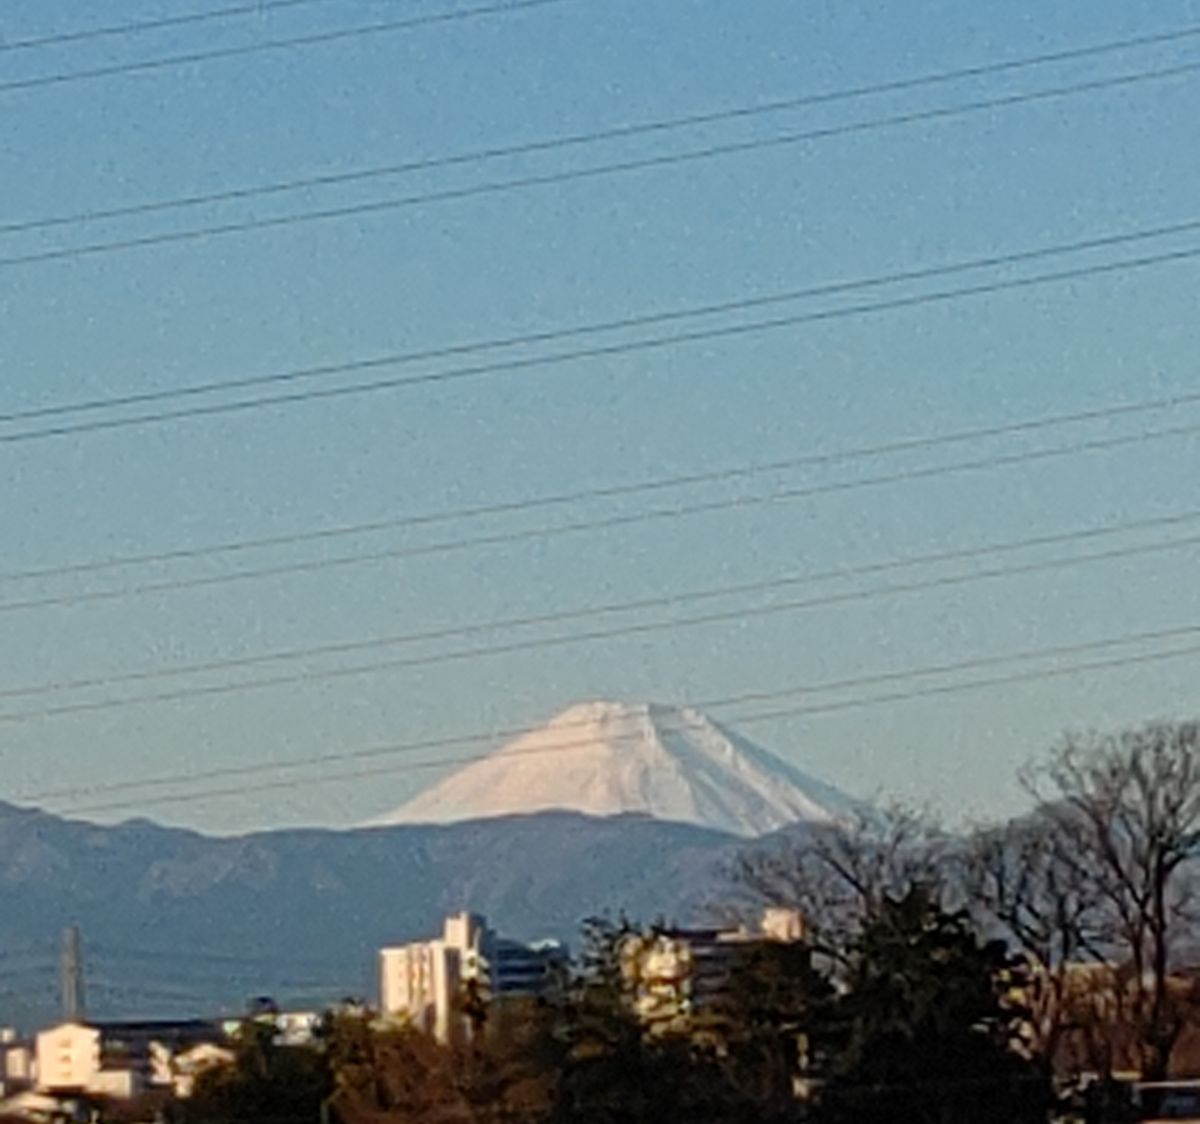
[380,913,487,1045]
[0,1028,35,1099]
[34,1022,106,1095]
[379,912,564,1044]
[33,1019,228,1101]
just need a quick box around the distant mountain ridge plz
[375,700,855,836]
[0,801,738,1027]
[0,704,853,1025]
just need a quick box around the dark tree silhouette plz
[818,886,1051,1124]
[180,1019,331,1124]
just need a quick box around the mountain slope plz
[0,801,737,1026]
[376,701,854,837]
[0,708,853,1023]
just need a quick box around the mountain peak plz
[371,700,855,837]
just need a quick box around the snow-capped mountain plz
[372,701,856,837]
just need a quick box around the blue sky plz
[2,0,1199,833]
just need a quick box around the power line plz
[7,520,1200,726]
[89,941,346,970]
[84,979,242,1008]
[42,625,1200,815]
[17,635,1162,801]
[91,962,351,988]
[5,241,1200,445]
[730,639,1200,737]
[0,0,336,54]
[3,505,1199,704]
[3,380,1198,587]
[0,0,576,94]
[4,414,1199,614]
[0,963,58,983]
[4,60,1198,270]
[6,216,1200,427]
[6,22,1200,238]
[0,938,60,961]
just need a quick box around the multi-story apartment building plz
[379,912,565,1044]
[618,908,807,1032]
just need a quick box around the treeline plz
[178,721,1200,1124]
[179,896,1047,1124]
[735,720,1200,1081]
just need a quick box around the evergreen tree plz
[818,886,1051,1124]
[550,916,772,1124]
[707,939,834,1117]
[180,1019,331,1124]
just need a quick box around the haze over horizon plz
[3,0,1199,834]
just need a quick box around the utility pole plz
[60,924,85,1022]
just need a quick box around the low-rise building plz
[34,1022,104,1096]
[0,1029,35,1099]
[160,1041,237,1100]
[35,1019,226,1101]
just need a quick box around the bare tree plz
[730,804,944,960]
[963,815,1108,1063]
[1023,721,1200,1079]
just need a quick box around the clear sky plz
[2,0,1199,834]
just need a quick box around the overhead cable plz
[2,373,1198,590]
[2,505,1199,703]
[0,0,336,54]
[6,21,1200,236]
[42,626,1200,815]
[5,215,1200,427]
[4,59,1198,268]
[3,414,1199,614]
[5,242,1200,445]
[0,0,576,94]
[6,521,1200,725]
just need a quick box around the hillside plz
[0,801,737,1027]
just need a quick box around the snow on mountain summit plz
[371,700,856,837]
